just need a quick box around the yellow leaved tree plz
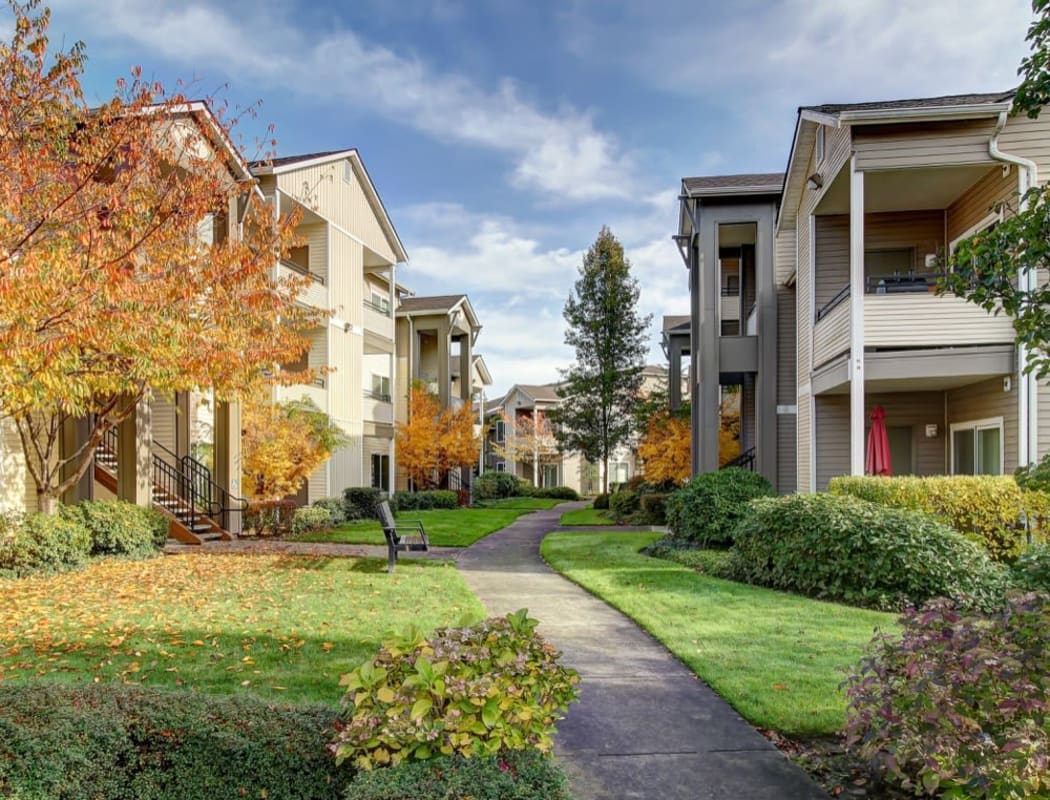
[638,411,691,486]
[396,384,479,490]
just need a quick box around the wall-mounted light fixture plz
[806,173,823,190]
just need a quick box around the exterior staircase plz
[93,430,241,545]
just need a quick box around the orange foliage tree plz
[241,393,350,501]
[719,394,741,467]
[638,410,691,486]
[493,410,559,484]
[0,3,322,512]
[396,384,479,489]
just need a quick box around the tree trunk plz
[37,491,59,515]
[602,453,609,495]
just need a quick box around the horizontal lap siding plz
[1,418,35,513]
[946,165,1016,242]
[947,375,1019,472]
[998,114,1050,179]
[865,294,1014,347]
[813,301,849,368]
[853,120,997,170]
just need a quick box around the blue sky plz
[43,0,1032,396]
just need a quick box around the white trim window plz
[815,125,826,166]
[495,461,507,473]
[494,419,506,443]
[949,211,1002,255]
[949,416,1004,476]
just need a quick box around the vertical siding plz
[777,285,797,493]
[815,395,850,490]
[777,415,797,494]
[151,395,178,464]
[328,228,364,491]
[276,160,398,264]
[0,418,35,513]
[795,210,812,492]
[1038,378,1050,461]
[303,224,328,284]
[947,375,1019,472]
[946,165,1015,242]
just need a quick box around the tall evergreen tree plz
[551,227,651,494]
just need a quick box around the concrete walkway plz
[457,503,827,800]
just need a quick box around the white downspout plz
[989,110,1039,467]
[388,263,397,495]
[477,386,485,476]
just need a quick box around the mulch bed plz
[764,731,912,799]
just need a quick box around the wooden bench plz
[377,500,430,573]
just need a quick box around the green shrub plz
[474,472,522,500]
[829,475,1026,561]
[592,493,609,510]
[333,610,580,771]
[0,512,91,577]
[666,548,733,578]
[728,493,1008,610]
[608,489,639,523]
[60,500,162,558]
[0,683,348,800]
[524,485,579,500]
[243,499,297,535]
[291,505,334,535]
[314,497,348,527]
[343,749,573,800]
[639,492,669,525]
[844,594,1050,798]
[665,468,773,547]
[392,490,458,512]
[344,487,383,520]
[1012,543,1050,592]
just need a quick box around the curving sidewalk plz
[456,503,827,800]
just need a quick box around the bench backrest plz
[377,500,396,531]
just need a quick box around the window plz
[371,374,390,402]
[815,126,826,165]
[609,462,630,485]
[950,418,1004,476]
[494,419,506,443]
[370,291,391,315]
[371,453,390,492]
[542,463,560,488]
[886,426,914,475]
[950,212,1001,255]
[496,461,507,473]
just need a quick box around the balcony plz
[285,378,326,411]
[280,259,327,309]
[363,298,394,343]
[363,389,393,424]
[720,287,741,322]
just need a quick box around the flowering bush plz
[333,610,580,770]
[844,594,1050,798]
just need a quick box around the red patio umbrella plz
[865,405,892,476]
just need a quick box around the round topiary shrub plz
[474,472,522,500]
[0,512,91,577]
[727,493,1008,610]
[60,500,162,558]
[665,468,774,547]
[592,493,609,510]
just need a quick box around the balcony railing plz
[720,286,740,297]
[280,259,325,285]
[815,284,850,322]
[363,298,391,317]
[364,389,391,403]
[866,271,944,294]
[312,376,326,388]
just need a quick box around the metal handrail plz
[815,285,850,322]
[363,298,391,317]
[364,389,391,402]
[280,258,325,286]
[866,270,945,294]
[720,286,740,297]
[721,447,756,471]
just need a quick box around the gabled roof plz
[801,90,1014,119]
[473,354,494,387]
[397,294,481,332]
[682,173,784,197]
[662,315,690,333]
[250,148,408,263]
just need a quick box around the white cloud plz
[50,0,636,202]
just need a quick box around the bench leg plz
[387,542,396,573]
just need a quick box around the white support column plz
[388,262,398,494]
[532,407,539,486]
[849,159,866,476]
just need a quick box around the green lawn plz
[0,553,484,706]
[473,497,562,510]
[296,506,538,547]
[559,506,614,526]
[541,531,895,735]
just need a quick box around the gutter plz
[988,110,1039,467]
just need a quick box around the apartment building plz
[252,149,408,501]
[676,90,1050,492]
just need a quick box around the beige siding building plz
[252,150,408,499]
[676,90,1050,492]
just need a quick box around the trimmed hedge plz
[828,475,1025,561]
[665,468,774,547]
[524,485,579,500]
[608,489,639,523]
[474,472,522,500]
[728,493,1008,610]
[291,505,333,535]
[0,512,91,577]
[61,500,165,557]
[314,497,348,527]
[344,750,573,800]
[344,487,383,520]
[392,490,458,512]
[845,595,1050,798]
[0,683,348,800]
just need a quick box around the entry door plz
[886,426,913,475]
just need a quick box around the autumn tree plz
[638,410,691,486]
[241,393,350,501]
[550,227,651,494]
[396,384,479,490]
[493,409,559,485]
[0,2,321,512]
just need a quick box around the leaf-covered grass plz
[0,553,484,706]
[541,531,895,735]
[297,507,537,547]
[558,507,614,526]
